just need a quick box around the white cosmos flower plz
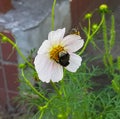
[34,28,84,83]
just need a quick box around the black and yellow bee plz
[70,28,80,35]
[57,28,81,67]
[58,51,70,67]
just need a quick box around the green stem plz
[60,80,66,97]
[21,69,48,101]
[39,110,44,119]
[102,13,109,54]
[38,95,57,119]
[50,81,61,97]
[60,69,67,97]
[0,33,34,69]
[101,13,110,68]
[51,0,56,30]
[88,18,91,36]
[109,15,115,51]
[79,14,104,55]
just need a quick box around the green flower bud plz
[99,4,108,13]
[92,24,98,31]
[84,13,92,19]
[1,36,8,43]
[19,63,26,69]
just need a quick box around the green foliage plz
[1,2,120,119]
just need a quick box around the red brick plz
[1,32,18,63]
[0,46,2,59]
[8,92,18,106]
[1,43,17,63]
[71,0,112,26]
[0,0,13,13]
[0,89,7,108]
[0,68,5,89]
[1,32,15,41]
[4,64,19,91]
[0,62,2,69]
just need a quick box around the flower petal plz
[51,63,63,82]
[65,53,82,72]
[34,54,54,83]
[62,34,84,52]
[37,40,51,54]
[48,28,65,44]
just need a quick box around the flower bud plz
[1,36,8,43]
[19,63,26,69]
[84,13,92,19]
[99,4,108,13]
[92,24,98,31]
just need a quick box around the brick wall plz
[0,32,19,110]
[0,0,13,13]
[0,0,18,110]
[70,0,110,26]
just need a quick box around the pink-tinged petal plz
[34,54,54,83]
[65,53,82,72]
[62,34,84,52]
[48,28,65,44]
[51,62,63,82]
[37,40,51,54]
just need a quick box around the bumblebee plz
[58,51,70,67]
[70,28,80,35]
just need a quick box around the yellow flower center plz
[50,45,64,62]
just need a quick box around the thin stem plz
[0,33,34,69]
[102,13,109,54]
[60,69,67,97]
[79,15,104,55]
[109,15,115,51]
[60,80,66,97]
[102,13,113,71]
[39,95,57,119]
[50,81,61,97]
[21,69,48,101]
[51,0,56,30]
[39,110,44,119]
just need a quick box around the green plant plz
[0,1,120,119]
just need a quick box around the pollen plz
[50,45,64,62]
